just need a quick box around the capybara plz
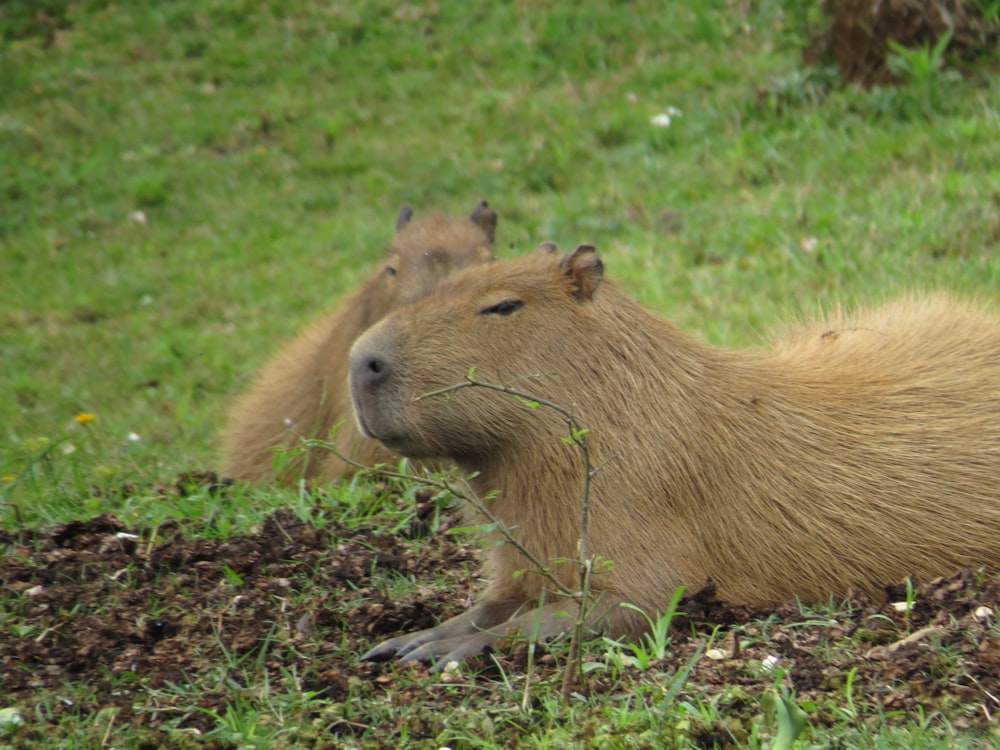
[221,201,497,483]
[350,243,1000,665]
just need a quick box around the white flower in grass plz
[650,106,683,128]
[0,707,25,729]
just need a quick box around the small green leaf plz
[222,565,244,586]
[447,523,498,535]
[769,690,809,750]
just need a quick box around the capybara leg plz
[361,598,521,665]
[361,597,591,668]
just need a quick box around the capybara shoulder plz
[220,200,497,483]
[350,244,1000,665]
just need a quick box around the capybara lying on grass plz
[350,243,1000,664]
[221,201,497,483]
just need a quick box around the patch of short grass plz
[2,0,1000,746]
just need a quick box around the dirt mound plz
[811,0,1000,86]
[0,504,478,744]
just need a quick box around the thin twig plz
[313,373,601,693]
[420,375,598,693]
[417,375,594,580]
[304,438,576,598]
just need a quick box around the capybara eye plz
[480,300,523,316]
[385,266,398,277]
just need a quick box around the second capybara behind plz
[221,201,497,484]
[350,243,1000,665]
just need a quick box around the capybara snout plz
[350,323,444,458]
[348,333,395,443]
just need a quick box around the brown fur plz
[350,244,1000,664]
[221,201,497,483]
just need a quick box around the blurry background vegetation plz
[1,0,998,526]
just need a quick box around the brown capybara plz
[221,201,497,483]
[349,243,1000,665]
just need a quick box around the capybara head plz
[350,244,607,460]
[358,200,497,327]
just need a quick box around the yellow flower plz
[2,475,14,482]
[74,412,96,424]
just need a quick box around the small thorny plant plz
[886,29,961,118]
[309,371,631,697]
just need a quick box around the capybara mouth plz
[350,394,379,442]
[352,410,375,440]
[350,392,405,451]
[353,404,428,457]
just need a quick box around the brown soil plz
[2,477,999,747]
[811,0,1000,86]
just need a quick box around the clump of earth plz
[810,0,999,86]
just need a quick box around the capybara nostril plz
[362,354,391,386]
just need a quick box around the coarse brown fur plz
[221,201,497,483]
[350,244,1000,664]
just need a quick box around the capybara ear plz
[470,199,498,244]
[534,241,559,255]
[560,244,603,301]
[396,204,415,231]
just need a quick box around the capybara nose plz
[355,353,391,389]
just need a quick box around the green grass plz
[2,0,1000,747]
